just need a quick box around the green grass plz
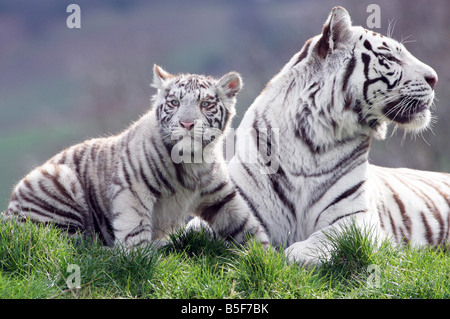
[0,217,448,299]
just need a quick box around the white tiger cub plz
[6,65,269,248]
[221,7,447,265]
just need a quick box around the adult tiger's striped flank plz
[5,65,269,248]
[226,7,448,265]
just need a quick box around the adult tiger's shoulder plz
[228,6,447,266]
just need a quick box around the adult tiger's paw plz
[284,241,323,268]
[185,217,216,239]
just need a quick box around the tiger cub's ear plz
[217,72,242,99]
[152,64,175,90]
[318,6,352,57]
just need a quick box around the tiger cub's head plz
[152,65,241,159]
[293,7,438,140]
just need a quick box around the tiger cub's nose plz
[180,121,195,130]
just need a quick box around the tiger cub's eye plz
[201,101,215,109]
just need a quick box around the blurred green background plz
[1,0,449,210]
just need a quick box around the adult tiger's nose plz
[180,121,195,130]
[424,74,438,90]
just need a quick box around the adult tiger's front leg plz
[284,214,386,267]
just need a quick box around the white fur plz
[228,7,447,266]
[7,66,270,249]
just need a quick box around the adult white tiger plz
[222,7,447,265]
[6,65,269,248]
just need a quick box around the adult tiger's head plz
[279,7,438,149]
[152,65,241,157]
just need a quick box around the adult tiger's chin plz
[382,97,432,132]
[400,108,431,132]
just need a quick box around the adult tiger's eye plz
[169,100,180,107]
[384,54,400,63]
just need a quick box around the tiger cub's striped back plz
[6,65,269,248]
[7,137,119,245]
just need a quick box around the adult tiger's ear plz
[152,64,174,90]
[318,6,352,58]
[217,72,242,99]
